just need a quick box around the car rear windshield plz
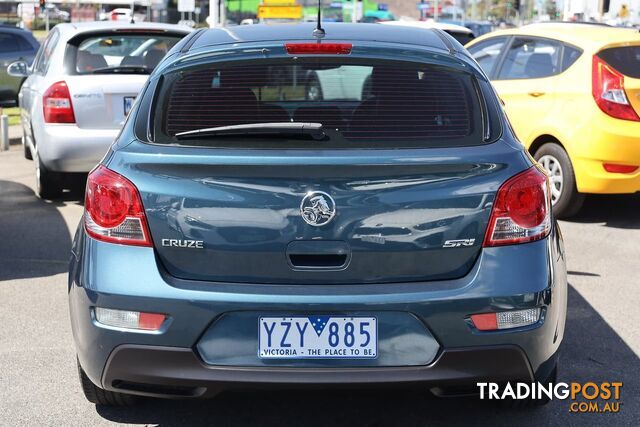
[152,59,488,149]
[598,46,640,78]
[69,33,183,75]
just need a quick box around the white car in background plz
[7,22,191,199]
[379,19,476,45]
[100,8,147,22]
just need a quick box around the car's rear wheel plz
[35,155,62,200]
[77,359,137,406]
[534,143,584,219]
[22,132,32,160]
[23,141,32,160]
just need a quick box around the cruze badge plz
[161,239,204,249]
[300,191,336,227]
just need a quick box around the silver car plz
[8,22,190,199]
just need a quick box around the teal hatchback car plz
[69,23,567,406]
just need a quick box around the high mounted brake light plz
[483,166,551,247]
[43,81,75,124]
[113,29,167,33]
[592,55,640,122]
[84,165,151,246]
[285,43,352,55]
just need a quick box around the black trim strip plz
[472,77,491,141]
[432,29,456,55]
[181,28,207,53]
[147,76,162,143]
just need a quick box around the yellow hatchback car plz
[467,23,640,217]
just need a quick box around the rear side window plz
[155,59,487,149]
[598,46,640,78]
[0,32,33,53]
[16,34,33,51]
[68,33,183,75]
[498,37,561,80]
[34,29,59,75]
[562,45,582,71]
[468,37,509,76]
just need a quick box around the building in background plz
[563,0,639,24]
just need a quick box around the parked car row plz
[3,21,639,217]
[0,21,636,408]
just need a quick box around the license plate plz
[259,316,377,359]
[123,96,135,116]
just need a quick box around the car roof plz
[471,22,640,50]
[53,21,192,37]
[0,25,33,34]
[190,22,453,52]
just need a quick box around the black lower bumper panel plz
[100,344,534,398]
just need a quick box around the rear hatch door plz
[65,29,187,129]
[67,74,146,129]
[116,56,530,284]
[120,146,527,285]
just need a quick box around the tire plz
[305,75,323,101]
[22,127,33,160]
[23,138,32,160]
[77,359,137,406]
[35,155,62,200]
[534,143,584,219]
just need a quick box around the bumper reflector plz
[603,163,639,174]
[470,308,541,331]
[95,307,166,331]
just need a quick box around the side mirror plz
[7,61,30,78]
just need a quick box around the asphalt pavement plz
[0,142,638,426]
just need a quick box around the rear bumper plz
[571,114,640,194]
[573,157,640,194]
[36,124,117,173]
[101,344,541,398]
[69,223,567,396]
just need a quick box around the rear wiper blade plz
[174,122,326,141]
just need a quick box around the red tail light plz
[285,43,352,55]
[43,81,75,124]
[84,165,151,247]
[483,166,551,247]
[592,55,640,122]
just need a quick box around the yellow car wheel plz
[534,143,584,218]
